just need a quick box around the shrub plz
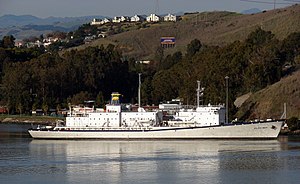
[286,117,300,131]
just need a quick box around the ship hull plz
[28,121,283,139]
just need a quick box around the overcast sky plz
[0,0,294,18]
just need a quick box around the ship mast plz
[196,81,204,110]
[196,81,204,108]
[225,76,229,124]
[196,81,201,108]
[138,73,143,112]
[138,73,141,108]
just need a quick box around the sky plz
[0,0,295,18]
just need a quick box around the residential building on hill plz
[102,18,111,24]
[130,15,145,22]
[90,18,110,25]
[90,13,179,25]
[164,14,177,22]
[90,18,102,25]
[112,16,129,23]
[146,14,160,22]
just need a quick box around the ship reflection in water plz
[24,138,300,184]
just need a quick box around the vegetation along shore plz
[0,115,62,125]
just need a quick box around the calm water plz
[0,123,300,184]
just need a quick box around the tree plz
[151,70,180,103]
[154,46,164,64]
[70,91,93,105]
[1,35,15,48]
[186,39,202,57]
[42,101,48,115]
[281,32,300,64]
[2,62,32,114]
[159,51,182,70]
[141,76,153,105]
[245,27,274,46]
[17,102,23,115]
[96,91,105,108]
[286,117,300,131]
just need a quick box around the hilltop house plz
[102,18,111,24]
[130,15,145,22]
[164,14,177,22]
[90,18,110,25]
[146,14,160,22]
[112,16,129,23]
[90,18,102,25]
[15,41,24,47]
[91,13,179,25]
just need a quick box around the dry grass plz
[71,5,300,60]
[237,68,300,120]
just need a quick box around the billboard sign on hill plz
[161,37,175,48]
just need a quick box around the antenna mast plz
[155,0,160,14]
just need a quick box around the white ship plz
[28,78,283,139]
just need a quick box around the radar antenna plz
[196,81,204,108]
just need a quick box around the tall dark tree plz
[154,46,164,64]
[281,32,300,65]
[1,35,15,48]
[245,27,274,46]
[186,39,202,57]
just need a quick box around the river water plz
[0,123,300,184]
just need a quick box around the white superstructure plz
[168,105,225,127]
[65,92,162,128]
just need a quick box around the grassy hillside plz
[75,4,300,60]
[236,67,300,120]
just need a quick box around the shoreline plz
[0,115,63,125]
[280,129,300,136]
